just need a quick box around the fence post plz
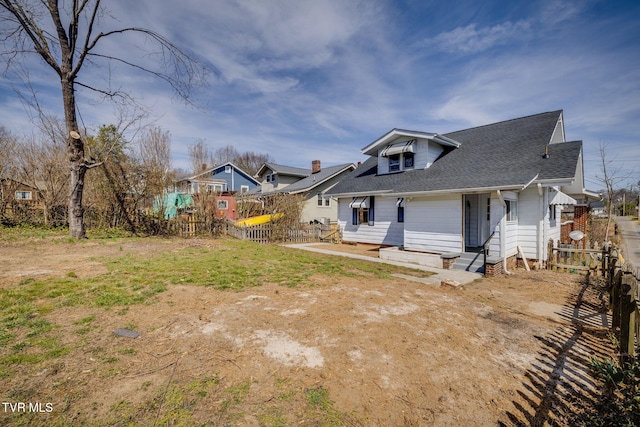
[612,269,623,332]
[619,273,638,366]
[547,239,554,270]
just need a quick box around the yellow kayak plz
[234,213,284,227]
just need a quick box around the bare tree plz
[0,126,18,218]
[16,132,69,225]
[0,1,207,238]
[213,144,273,177]
[596,142,633,242]
[188,139,212,175]
[136,126,173,204]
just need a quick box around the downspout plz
[496,190,510,274]
[538,184,543,269]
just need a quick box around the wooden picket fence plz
[224,221,330,244]
[604,248,640,365]
[547,239,609,276]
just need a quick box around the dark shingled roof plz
[258,163,311,178]
[272,163,355,194]
[327,110,583,196]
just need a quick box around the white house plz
[253,161,355,224]
[326,110,599,274]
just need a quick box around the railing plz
[482,231,496,270]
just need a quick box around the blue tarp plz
[153,192,194,219]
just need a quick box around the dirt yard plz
[0,237,614,426]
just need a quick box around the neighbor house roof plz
[255,163,311,178]
[185,162,259,185]
[270,163,355,195]
[327,110,583,197]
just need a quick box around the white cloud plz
[429,21,532,54]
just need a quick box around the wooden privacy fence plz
[547,239,609,276]
[225,221,333,244]
[605,248,640,365]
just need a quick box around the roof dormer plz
[363,129,461,175]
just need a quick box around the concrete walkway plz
[614,216,640,270]
[283,243,482,286]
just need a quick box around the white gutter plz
[522,173,539,190]
[328,190,394,198]
[393,184,524,198]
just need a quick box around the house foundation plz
[379,247,444,269]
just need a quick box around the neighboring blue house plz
[173,162,260,194]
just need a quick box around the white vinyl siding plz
[338,197,404,246]
[488,197,502,255]
[415,140,444,169]
[547,205,561,248]
[517,187,539,259]
[404,195,462,253]
[378,138,446,173]
[501,191,519,257]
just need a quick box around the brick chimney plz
[312,160,321,174]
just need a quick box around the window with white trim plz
[217,200,228,210]
[317,194,331,207]
[207,183,225,193]
[15,191,32,200]
[225,165,232,173]
[240,185,249,193]
[506,200,517,222]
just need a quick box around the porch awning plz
[380,140,415,157]
[349,197,369,209]
[549,189,577,205]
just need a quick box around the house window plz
[486,197,491,221]
[404,152,414,169]
[317,194,331,207]
[15,191,32,200]
[225,165,232,173]
[549,205,557,221]
[217,200,228,210]
[506,200,517,222]
[389,154,401,172]
[352,207,369,225]
[351,196,374,225]
[266,175,271,183]
[207,183,224,193]
[397,198,404,222]
[240,185,249,193]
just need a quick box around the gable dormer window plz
[389,154,401,172]
[381,140,415,173]
[404,152,414,169]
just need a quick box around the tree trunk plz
[62,78,87,238]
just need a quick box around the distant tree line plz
[0,124,272,233]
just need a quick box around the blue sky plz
[1,0,639,190]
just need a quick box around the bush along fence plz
[604,247,640,366]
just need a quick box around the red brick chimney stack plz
[312,160,321,174]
